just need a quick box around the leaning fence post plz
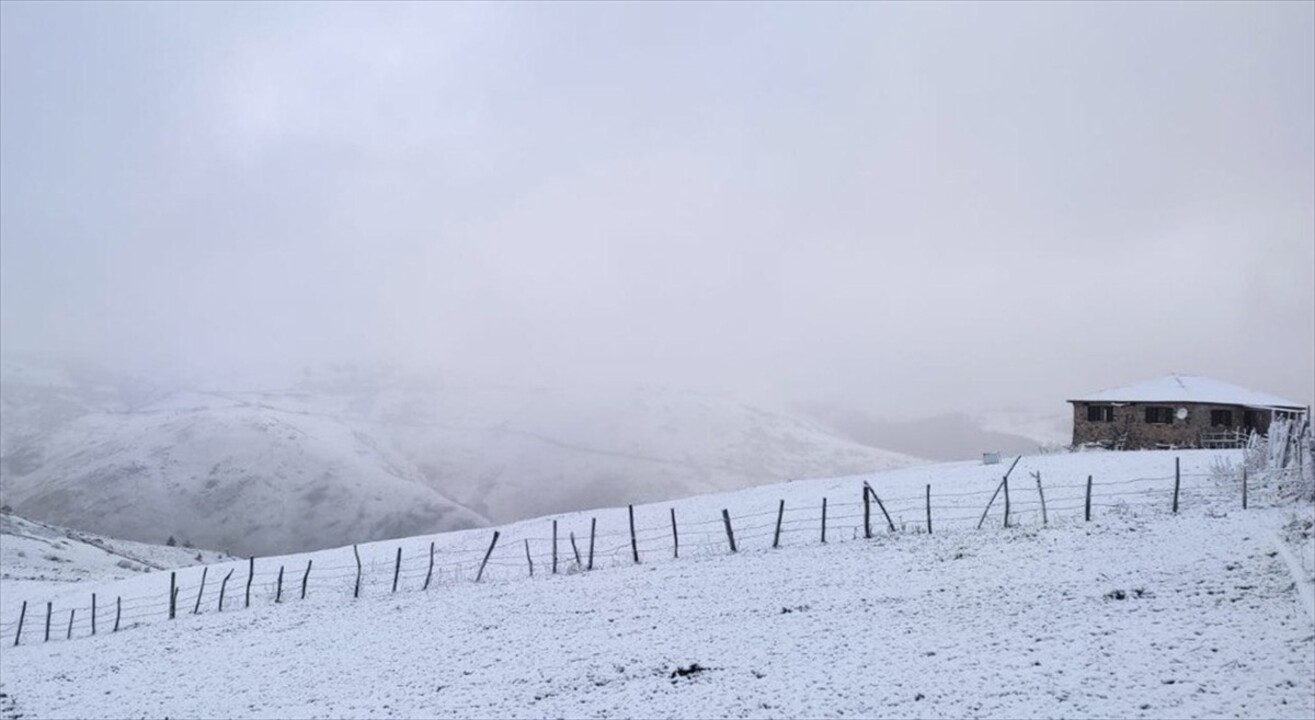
[193,567,208,614]
[773,499,785,548]
[66,609,75,640]
[13,601,25,646]
[423,542,435,590]
[721,509,738,553]
[113,597,121,632]
[1085,475,1093,521]
[925,484,933,535]
[865,483,896,532]
[570,532,582,567]
[979,456,1023,530]
[821,497,827,544]
[44,602,51,642]
[170,572,177,619]
[275,566,284,603]
[353,545,362,598]
[246,557,254,608]
[670,508,678,559]
[552,520,559,575]
[301,560,312,600]
[524,539,534,577]
[977,478,1005,530]
[1173,457,1180,514]
[476,531,500,582]
[863,484,872,539]
[588,517,596,570]
[219,570,233,611]
[1242,467,1248,509]
[91,593,97,635]
[629,505,640,564]
[391,548,402,593]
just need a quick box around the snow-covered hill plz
[0,449,1311,719]
[0,360,921,556]
[0,509,231,617]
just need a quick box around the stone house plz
[1069,375,1307,450]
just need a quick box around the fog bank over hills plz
[801,404,1070,462]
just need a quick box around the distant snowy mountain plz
[0,359,922,556]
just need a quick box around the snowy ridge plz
[1,449,1312,719]
[0,449,1294,637]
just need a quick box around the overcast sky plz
[2,1,1312,417]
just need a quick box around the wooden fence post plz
[524,539,534,577]
[552,520,559,575]
[476,531,500,582]
[114,597,121,632]
[925,484,933,535]
[629,505,639,564]
[246,557,254,608]
[219,570,233,611]
[863,484,872,539]
[588,517,596,570]
[773,499,785,548]
[275,566,284,603]
[423,542,435,590]
[44,602,51,642]
[301,560,312,600]
[865,483,897,533]
[392,548,401,593]
[669,508,678,559]
[1085,475,1093,522]
[1242,467,1248,509]
[1002,474,1012,528]
[12,601,24,646]
[821,497,827,544]
[721,509,737,553]
[170,572,177,619]
[1173,457,1180,514]
[91,593,97,635]
[66,609,75,640]
[353,545,362,598]
[194,567,208,614]
[570,532,582,567]
[1033,471,1048,525]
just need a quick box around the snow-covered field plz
[1,449,1312,718]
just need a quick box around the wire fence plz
[3,459,1308,647]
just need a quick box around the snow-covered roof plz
[1070,375,1305,410]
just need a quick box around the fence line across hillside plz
[3,459,1307,647]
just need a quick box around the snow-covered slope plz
[1,450,1311,719]
[0,360,921,557]
[0,509,232,617]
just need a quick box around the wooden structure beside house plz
[1069,374,1308,450]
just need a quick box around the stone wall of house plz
[1071,401,1273,449]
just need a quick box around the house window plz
[1211,409,1233,426]
[1145,407,1174,424]
[1087,405,1114,422]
